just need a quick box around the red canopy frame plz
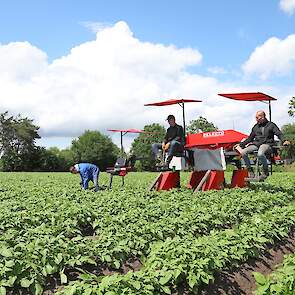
[108,129,145,152]
[218,92,277,121]
[144,98,202,133]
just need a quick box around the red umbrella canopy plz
[108,129,144,133]
[218,92,277,101]
[144,98,202,106]
[185,129,248,149]
[108,128,149,152]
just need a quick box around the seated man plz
[70,163,100,191]
[238,110,287,180]
[152,114,184,167]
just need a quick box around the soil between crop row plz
[200,230,295,295]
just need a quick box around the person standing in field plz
[70,163,100,191]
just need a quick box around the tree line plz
[0,111,294,172]
[0,112,120,171]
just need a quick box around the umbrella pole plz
[120,132,123,153]
[182,102,186,134]
[268,101,272,122]
[181,102,188,159]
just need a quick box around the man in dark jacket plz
[238,110,285,179]
[152,115,184,166]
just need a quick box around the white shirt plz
[74,164,80,172]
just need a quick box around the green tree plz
[186,116,218,134]
[131,123,166,170]
[43,147,75,171]
[281,123,295,160]
[288,97,295,117]
[71,130,119,170]
[58,148,75,170]
[0,112,40,171]
[36,147,61,171]
[134,160,143,172]
[35,147,75,171]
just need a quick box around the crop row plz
[58,200,295,294]
[254,251,295,295]
[0,172,294,294]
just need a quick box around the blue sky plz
[0,0,294,149]
[1,1,293,65]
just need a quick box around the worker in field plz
[70,163,100,191]
[152,114,184,168]
[238,110,289,180]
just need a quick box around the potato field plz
[0,172,295,295]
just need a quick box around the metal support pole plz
[149,173,161,191]
[109,174,113,189]
[179,101,187,159]
[182,102,186,134]
[194,170,211,192]
[120,132,123,153]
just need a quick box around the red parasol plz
[108,129,145,152]
[218,92,277,121]
[144,98,202,133]
[108,129,144,133]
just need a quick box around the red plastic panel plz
[203,171,224,191]
[156,171,180,191]
[187,171,206,189]
[118,170,127,176]
[185,130,247,149]
[187,170,224,191]
[230,169,249,188]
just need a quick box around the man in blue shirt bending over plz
[70,163,100,192]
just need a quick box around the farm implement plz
[219,92,283,181]
[107,128,145,188]
[150,129,249,191]
[147,92,285,191]
[107,128,156,188]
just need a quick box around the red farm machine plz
[146,92,282,191]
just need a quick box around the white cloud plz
[0,41,48,81]
[0,21,292,150]
[242,35,295,79]
[80,21,113,33]
[0,21,202,137]
[207,66,227,75]
[279,0,295,14]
